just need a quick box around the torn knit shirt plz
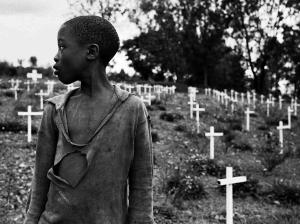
[24,85,154,224]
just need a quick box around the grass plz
[0,81,300,223]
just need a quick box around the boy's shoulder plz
[45,88,78,109]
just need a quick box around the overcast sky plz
[0,0,139,74]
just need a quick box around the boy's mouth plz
[53,70,60,76]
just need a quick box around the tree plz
[123,0,246,89]
[29,56,37,68]
[67,0,129,22]
[221,0,300,94]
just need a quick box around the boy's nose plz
[54,52,59,62]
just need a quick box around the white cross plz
[293,98,300,116]
[18,105,43,142]
[246,91,251,105]
[260,95,264,104]
[278,96,283,110]
[35,90,49,109]
[27,69,42,83]
[231,99,237,113]
[141,94,151,106]
[234,92,238,102]
[252,92,256,109]
[45,80,56,94]
[205,126,223,159]
[136,85,142,95]
[277,121,289,151]
[271,96,275,107]
[245,107,255,131]
[188,95,196,119]
[193,103,205,133]
[8,79,16,88]
[24,80,31,92]
[10,86,21,100]
[218,167,247,224]
[287,106,293,129]
[266,99,272,117]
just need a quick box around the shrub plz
[264,179,300,205]
[174,124,186,132]
[160,112,184,122]
[154,205,177,224]
[151,132,160,143]
[231,132,254,152]
[187,158,241,179]
[165,174,207,201]
[264,110,287,126]
[0,120,38,133]
[260,151,290,172]
[3,91,14,97]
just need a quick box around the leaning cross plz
[193,103,205,133]
[18,105,43,142]
[245,107,255,131]
[218,167,247,224]
[205,126,223,159]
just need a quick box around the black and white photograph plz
[0,0,300,223]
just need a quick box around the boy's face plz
[53,24,87,84]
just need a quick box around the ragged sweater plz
[24,85,154,224]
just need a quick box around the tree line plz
[69,0,300,96]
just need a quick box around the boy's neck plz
[79,63,113,99]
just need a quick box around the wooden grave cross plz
[293,98,300,116]
[241,93,244,104]
[287,106,293,129]
[27,69,42,83]
[266,99,271,117]
[188,95,196,119]
[193,103,205,133]
[277,121,289,151]
[35,89,49,109]
[245,107,255,131]
[246,91,251,105]
[252,92,256,109]
[205,126,223,159]
[18,105,43,142]
[218,167,247,224]
[141,93,151,106]
[279,95,283,110]
[24,80,31,92]
[45,80,55,94]
[260,95,264,104]
[8,79,16,88]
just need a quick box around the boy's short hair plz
[64,15,120,66]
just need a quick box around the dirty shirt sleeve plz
[127,101,155,224]
[24,103,58,224]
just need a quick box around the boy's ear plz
[86,44,99,60]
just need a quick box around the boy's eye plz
[58,46,65,51]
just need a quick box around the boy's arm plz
[24,103,58,224]
[127,102,154,224]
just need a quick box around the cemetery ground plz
[1,79,300,223]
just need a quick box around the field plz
[0,78,300,223]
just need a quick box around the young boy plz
[24,16,154,224]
